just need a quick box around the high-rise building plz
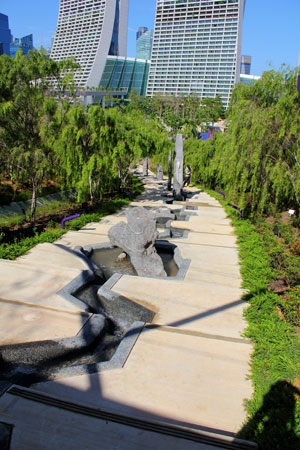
[50,0,129,88]
[136,27,153,60]
[10,34,34,58]
[136,26,149,40]
[147,0,246,108]
[240,55,251,75]
[0,13,12,56]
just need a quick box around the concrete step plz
[0,259,90,313]
[0,300,92,345]
[0,386,257,450]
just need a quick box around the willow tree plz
[196,96,225,125]
[125,93,173,171]
[101,108,169,192]
[54,104,113,204]
[216,67,300,216]
[0,49,78,222]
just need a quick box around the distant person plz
[183,164,192,187]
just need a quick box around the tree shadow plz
[238,380,300,449]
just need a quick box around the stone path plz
[0,168,257,449]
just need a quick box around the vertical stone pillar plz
[167,150,172,191]
[173,134,184,200]
[143,157,148,176]
[157,163,163,181]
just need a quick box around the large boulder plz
[108,206,166,277]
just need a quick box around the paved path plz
[0,168,256,449]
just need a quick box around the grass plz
[0,180,62,206]
[0,198,76,229]
[0,228,66,259]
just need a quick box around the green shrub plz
[231,212,300,449]
[276,286,300,327]
[0,229,65,259]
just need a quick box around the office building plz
[240,55,251,75]
[50,0,129,88]
[0,13,12,56]
[136,26,148,40]
[136,27,153,60]
[147,0,246,108]
[10,34,33,57]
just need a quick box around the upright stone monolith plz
[173,134,184,200]
[156,163,163,181]
[143,157,148,176]
[167,150,172,191]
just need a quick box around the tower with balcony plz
[147,0,246,108]
[50,0,129,88]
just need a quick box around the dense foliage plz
[0,50,78,222]
[0,51,170,221]
[183,67,300,219]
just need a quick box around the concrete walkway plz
[0,168,256,449]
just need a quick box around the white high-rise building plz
[50,0,129,88]
[147,0,246,108]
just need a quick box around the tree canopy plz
[0,49,78,222]
[185,67,300,218]
[1,52,299,222]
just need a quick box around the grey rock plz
[154,207,176,225]
[108,206,166,277]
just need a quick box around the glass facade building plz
[99,56,150,96]
[136,27,153,60]
[10,34,33,57]
[240,74,260,85]
[147,0,246,108]
[50,0,129,88]
[240,54,251,75]
[0,13,12,56]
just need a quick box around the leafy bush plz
[277,286,300,327]
[0,229,65,259]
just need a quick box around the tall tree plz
[0,49,78,222]
[186,67,300,217]
[223,68,300,215]
[54,104,113,204]
[176,67,300,218]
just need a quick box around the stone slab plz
[0,167,254,448]
[0,260,84,313]
[110,275,248,339]
[33,326,253,434]
[0,301,91,345]
[56,230,110,249]
[170,218,236,235]
[172,228,238,246]
[0,388,241,450]
[12,242,90,270]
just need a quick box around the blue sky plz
[1,0,299,76]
